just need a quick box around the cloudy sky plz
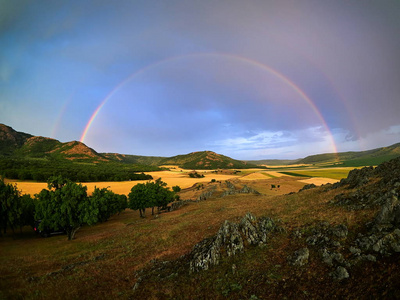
[1,0,400,159]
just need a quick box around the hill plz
[297,143,400,166]
[159,150,260,169]
[0,124,33,155]
[2,156,400,298]
[246,158,300,166]
[0,125,259,170]
[102,153,165,166]
[0,124,108,163]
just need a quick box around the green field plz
[279,169,352,180]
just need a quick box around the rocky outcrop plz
[299,183,316,192]
[222,181,260,197]
[288,248,309,266]
[197,185,217,201]
[189,213,280,273]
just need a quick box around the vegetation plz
[278,169,352,180]
[278,171,310,177]
[189,171,205,178]
[128,178,176,217]
[0,158,156,182]
[0,178,34,234]
[296,142,400,166]
[159,151,262,170]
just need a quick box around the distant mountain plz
[158,151,259,169]
[297,143,400,167]
[0,124,107,163]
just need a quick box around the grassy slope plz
[297,143,400,166]
[0,177,392,299]
[160,151,259,169]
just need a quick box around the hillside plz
[0,125,258,170]
[102,153,165,166]
[2,157,400,298]
[297,143,400,166]
[0,124,33,155]
[0,124,108,163]
[159,150,260,169]
[246,158,300,166]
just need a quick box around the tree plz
[172,185,181,193]
[128,183,148,218]
[83,187,127,224]
[35,176,89,240]
[19,194,35,229]
[0,178,22,235]
[128,178,176,217]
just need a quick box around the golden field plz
[3,165,350,196]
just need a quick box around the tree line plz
[0,158,157,182]
[1,176,179,240]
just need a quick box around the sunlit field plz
[5,165,353,196]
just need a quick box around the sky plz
[1,0,400,160]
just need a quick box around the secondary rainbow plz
[80,53,338,155]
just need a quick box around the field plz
[2,165,370,299]
[5,165,352,196]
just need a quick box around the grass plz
[0,175,379,299]
[279,168,352,180]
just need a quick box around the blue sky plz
[1,0,400,159]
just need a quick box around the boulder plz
[330,266,349,280]
[288,248,309,266]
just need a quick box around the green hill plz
[297,143,400,167]
[159,151,260,169]
[102,153,165,166]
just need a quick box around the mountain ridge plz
[1,123,399,168]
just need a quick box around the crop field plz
[4,165,355,196]
[276,167,355,180]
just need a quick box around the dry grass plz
[0,173,375,299]
[299,177,339,185]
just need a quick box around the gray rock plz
[189,212,280,273]
[288,248,309,266]
[240,212,262,245]
[331,224,348,238]
[330,266,349,280]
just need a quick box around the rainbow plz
[80,53,338,156]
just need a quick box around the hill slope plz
[0,124,108,163]
[0,124,33,155]
[297,143,400,166]
[159,151,259,169]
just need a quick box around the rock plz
[288,248,309,266]
[330,266,349,280]
[349,246,361,256]
[188,213,280,273]
[331,224,348,238]
[374,195,400,226]
[216,220,244,257]
[240,185,261,195]
[240,213,262,245]
[299,183,316,192]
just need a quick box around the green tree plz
[128,183,148,218]
[20,194,35,229]
[83,187,127,224]
[172,185,181,193]
[0,178,22,234]
[128,179,175,217]
[35,176,89,240]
